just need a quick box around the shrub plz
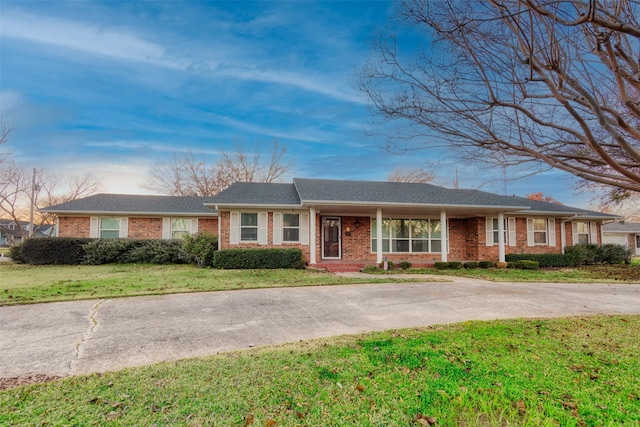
[213,248,305,269]
[511,260,539,270]
[496,261,508,269]
[434,262,449,270]
[448,261,463,269]
[20,237,92,265]
[563,244,631,266]
[7,243,25,264]
[463,262,479,269]
[183,232,218,268]
[505,253,577,268]
[399,260,412,270]
[83,239,187,265]
[378,260,395,270]
[479,261,494,269]
[362,265,380,274]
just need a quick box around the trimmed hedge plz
[434,262,449,270]
[479,261,494,269]
[448,261,463,269]
[463,262,479,269]
[83,239,187,265]
[213,248,305,269]
[565,244,632,265]
[508,260,539,270]
[7,243,25,263]
[505,253,576,268]
[19,237,92,265]
[399,261,412,270]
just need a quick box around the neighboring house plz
[42,179,618,271]
[0,219,25,246]
[602,222,640,256]
[41,194,218,239]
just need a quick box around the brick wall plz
[58,216,91,238]
[129,218,162,239]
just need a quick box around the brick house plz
[206,178,617,270]
[43,178,617,270]
[42,194,218,240]
[602,222,640,256]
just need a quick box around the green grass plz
[2,315,638,426]
[0,264,425,306]
[401,265,640,283]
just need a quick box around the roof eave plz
[40,210,217,217]
[300,200,532,211]
[205,203,303,209]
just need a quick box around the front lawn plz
[1,315,638,426]
[404,265,640,283]
[0,263,425,306]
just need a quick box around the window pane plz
[578,234,589,245]
[533,219,546,231]
[241,228,257,241]
[391,219,410,238]
[431,239,442,253]
[283,228,299,242]
[381,219,390,237]
[171,219,189,232]
[283,214,299,227]
[534,232,546,244]
[172,230,189,239]
[100,230,120,239]
[576,222,588,234]
[412,240,429,252]
[412,220,429,239]
[430,220,441,238]
[101,218,119,230]
[241,213,258,227]
[392,239,409,252]
[371,218,377,238]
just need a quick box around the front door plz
[322,217,341,259]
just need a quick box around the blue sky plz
[0,0,592,207]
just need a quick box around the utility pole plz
[29,167,37,238]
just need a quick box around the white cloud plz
[1,11,185,69]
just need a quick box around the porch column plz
[309,207,316,265]
[497,212,505,262]
[440,210,448,262]
[376,208,383,264]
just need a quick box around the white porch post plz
[376,208,383,264]
[497,212,505,262]
[440,210,448,262]
[309,207,316,265]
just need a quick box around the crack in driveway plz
[67,299,106,375]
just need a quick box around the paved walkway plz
[2,277,639,379]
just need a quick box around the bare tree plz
[0,162,103,238]
[387,167,435,183]
[143,141,292,196]
[361,0,640,197]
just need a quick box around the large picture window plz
[372,218,441,253]
[240,213,258,242]
[99,218,120,239]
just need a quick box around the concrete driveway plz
[2,277,640,379]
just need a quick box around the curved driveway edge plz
[1,278,639,378]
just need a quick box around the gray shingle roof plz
[42,194,217,216]
[603,222,640,233]
[207,182,301,206]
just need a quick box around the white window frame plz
[371,217,442,253]
[90,217,128,239]
[282,213,301,243]
[486,217,517,247]
[527,218,556,247]
[572,221,597,245]
[162,218,198,239]
[240,212,259,242]
[230,211,268,245]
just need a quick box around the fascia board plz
[300,200,531,211]
[519,210,620,219]
[39,210,217,217]
[205,203,303,209]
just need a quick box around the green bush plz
[510,260,539,270]
[505,253,576,268]
[478,261,494,269]
[463,262,479,269]
[399,260,412,270]
[448,261,463,269]
[434,261,449,270]
[20,237,92,265]
[362,265,380,274]
[7,243,25,263]
[183,232,218,268]
[564,244,631,265]
[213,248,305,269]
[83,239,187,265]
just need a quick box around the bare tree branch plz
[387,167,436,183]
[361,0,640,197]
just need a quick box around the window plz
[100,218,120,239]
[575,222,589,244]
[171,219,190,239]
[282,213,300,242]
[532,218,547,244]
[372,218,442,253]
[486,217,516,246]
[240,213,258,242]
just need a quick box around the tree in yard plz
[361,0,640,197]
[387,167,435,183]
[142,141,292,197]
[526,192,563,204]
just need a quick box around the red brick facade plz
[218,210,604,265]
[57,216,218,239]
